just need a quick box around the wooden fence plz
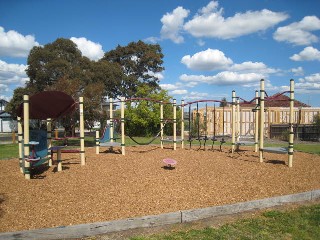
[270,124,320,141]
[192,106,320,138]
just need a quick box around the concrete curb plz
[181,190,319,222]
[0,189,319,240]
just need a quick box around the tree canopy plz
[220,97,228,107]
[5,87,30,119]
[26,38,85,92]
[7,38,166,135]
[102,40,164,98]
[119,84,175,137]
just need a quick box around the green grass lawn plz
[130,203,320,240]
[0,136,320,160]
[0,136,162,159]
[0,143,19,159]
[294,144,320,154]
[1,137,320,160]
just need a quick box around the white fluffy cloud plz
[291,67,304,76]
[160,83,178,91]
[299,73,320,83]
[0,83,9,93]
[179,48,280,87]
[197,39,205,46]
[274,16,320,45]
[0,26,39,57]
[158,1,287,43]
[183,91,210,100]
[229,61,279,74]
[146,71,164,81]
[160,82,198,97]
[171,89,188,95]
[160,6,190,43]
[184,1,288,39]
[144,36,160,44]
[181,48,233,71]
[181,49,278,77]
[0,60,29,95]
[180,71,264,85]
[70,37,104,61]
[290,46,320,61]
[296,73,320,93]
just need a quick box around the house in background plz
[0,99,15,132]
[192,92,320,140]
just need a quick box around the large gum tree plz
[8,38,166,136]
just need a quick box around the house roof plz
[0,99,8,104]
[0,111,11,118]
[239,92,310,108]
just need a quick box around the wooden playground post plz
[231,90,236,153]
[173,99,177,150]
[259,79,265,163]
[79,97,85,165]
[267,108,271,138]
[181,100,184,149]
[12,131,16,144]
[17,116,23,173]
[109,98,114,143]
[23,95,30,180]
[95,130,99,154]
[236,98,240,142]
[160,101,164,149]
[254,90,259,152]
[121,97,125,155]
[288,79,294,167]
[47,118,52,166]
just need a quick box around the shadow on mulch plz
[266,160,286,165]
[30,163,74,179]
[162,166,176,170]
[130,146,160,153]
[229,156,259,164]
[30,165,50,179]
[0,193,5,218]
[62,160,81,165]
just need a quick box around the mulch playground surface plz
[0,144,320,232]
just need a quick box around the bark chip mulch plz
[0,145,319,232]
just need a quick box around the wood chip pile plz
[0,145,319,232]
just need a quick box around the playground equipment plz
[259,79,295,167]
[24,130,50,167]
[17,91,84,179]
[96,124,122,153]
[231,91,258,153]
[126,98,165,146]
[96,97,125,155]
[94,79,294,164]
[97,97,233,152]
[96,97,183,153]
[163,158,177,169]
[230,79,295,166]
[51,131,82,159]
[184,99,228,151]
[160,99,183,150]
[123,97,180,148]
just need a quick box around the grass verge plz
[0,143,19,159]
[130,203,320,240]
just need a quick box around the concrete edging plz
[0,189,319,240]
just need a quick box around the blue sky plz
[1,0,320,106]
